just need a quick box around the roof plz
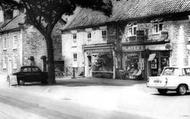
[0,13,25,32]
[63,0,190,31]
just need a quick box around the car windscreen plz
[32,67,41,72]
[21,67,32,72]
[162,68,180,76]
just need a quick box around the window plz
[73,53,77,61]
[3,56,7,69]
[73,34,77,42]
[183,68,190,76]
[128,24,137,36]
[12,56,17,69]
[102,30,107,39]
[3,38,7,50]
[153,23,163,34]
[87,32,91,41]
[13,35,18,49]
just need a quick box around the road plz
[0,88,151,119]
[0,78,190,119]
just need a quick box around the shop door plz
[150,58,159,76]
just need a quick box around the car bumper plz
[147,85,177,90]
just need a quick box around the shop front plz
[122,43,171,80]
[83,44,114,78]
[146,44,171,76]
[122,45,145,80]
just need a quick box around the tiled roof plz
[63,0,190,31]
[0,13,25,32]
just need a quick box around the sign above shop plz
[146,44,171,51]
[123,45,144,52]
[86,48,112,54]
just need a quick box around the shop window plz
[128,24,137,36]
[73,53,77,61]
[152,23,163,34]
[102,30,107,39]
[73,33,77,42]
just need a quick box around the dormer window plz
[153,23,163,34]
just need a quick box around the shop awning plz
[148,53,156,61]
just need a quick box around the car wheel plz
[41,80,48,85]
[177,85,187,95]
[157,89,168,94]
[17,79,20,85]
[20,80,25,85]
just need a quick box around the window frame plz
[102,30,107,39]
[87,32,91,41]
[3,37,7,50]
[128,24,137,37]
[12,55,17,69]
[3,56,7,70]
[73,53,77,61]
[13,35,18,49]
[152,23,163,34]
[73,33,77,43]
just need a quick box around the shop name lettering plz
[123,46,144,51]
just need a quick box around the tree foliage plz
[0,0,113,84]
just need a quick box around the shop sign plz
[146,44,169,51]
[91,49,112,53]
[123,45,144,52]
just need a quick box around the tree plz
[0,0,112,84]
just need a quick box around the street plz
[0,78,190,119]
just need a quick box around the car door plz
[182,68,190,87]
[22,67,32,82]
[32,67,42,81]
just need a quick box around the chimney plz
[0,7,4,23]
[13,9,20,18]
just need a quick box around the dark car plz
[13,66,48,85]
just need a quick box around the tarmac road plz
[0,88,152,119]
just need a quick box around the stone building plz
[0,9,63,75]
[62,0,190,80]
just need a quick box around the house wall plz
[22,26,47,70]
[0,31,23,74]
[62,26,108,76]
[122,20,190,66]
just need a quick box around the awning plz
[148,53,156,61]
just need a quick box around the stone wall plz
[0,31,22,74]
[22,26,47,70]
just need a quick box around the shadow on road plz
[152,92,190,96]
[11,78,146,87]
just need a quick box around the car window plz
[183,68,190,76]
[32,67,41,72]
[162,68,180,76]
[21,67,31,72]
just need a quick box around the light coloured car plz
[147,66,190,95]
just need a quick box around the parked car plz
[147,66,190,95]
[13,66,48,85]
